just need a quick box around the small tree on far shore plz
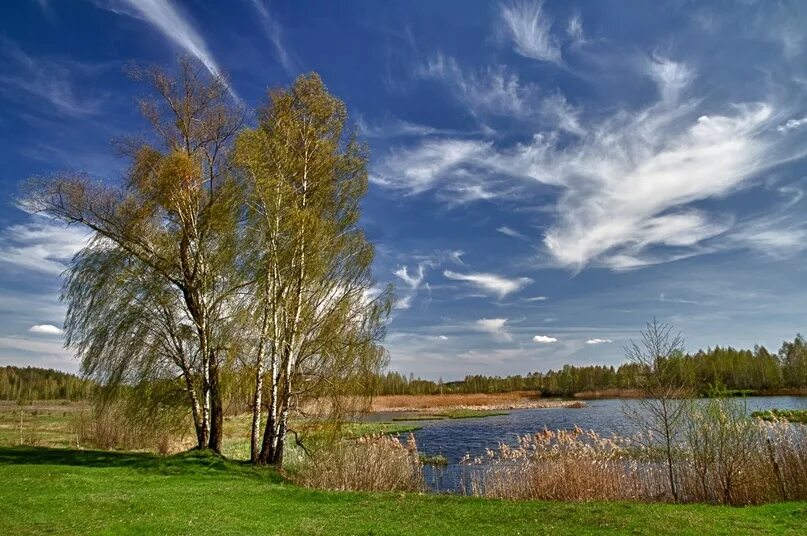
[624,318,690,502]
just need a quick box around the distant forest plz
[4,334,807,401]
[0,366,93,401]
[375,334,807,397]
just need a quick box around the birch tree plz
[234,74,391,465]
[25,59,245,452]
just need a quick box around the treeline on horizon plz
[0,366,93,401]
[375,334,807,397]
[5,334,807,401]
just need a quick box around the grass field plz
[0,401,421,461]
[1,446,806,535]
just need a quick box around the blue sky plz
[1,0,807,379]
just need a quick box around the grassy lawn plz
[1,446,806,535]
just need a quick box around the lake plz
[401,396,807,493]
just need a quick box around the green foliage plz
[752,410,807,424]
[0,366,92,401]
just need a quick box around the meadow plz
[2,446,806,535]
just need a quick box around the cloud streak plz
[97,0,237,98]
[247,0,298,75]
[0,218,90,275]
[444,270,532,298]
[499,1,562,63]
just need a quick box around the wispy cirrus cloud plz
[566,12,586,48]
[382,50,802,271]
[371,138,509,203]
[586,338,613,345]
[0,40,107,117]
[499,1,562,63]
[497,226,528,239]
[95,0,237,98]
[415,53,537,117]
[0,218,90,275]
[247,0,298,75]
[444,270,532,298]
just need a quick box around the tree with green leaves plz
[234,74,391,464]
[24,59,245,452]
[25,62,390,465]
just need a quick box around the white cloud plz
[247,0,297,75]
[28,324,64,336]
[96,0,237,99]
[566,13,586,48]
[524,296,548,302]
[535,102,777,269]
[645,56,695,104]
[394,264,426,289]
[586,338,613,345]
[443,270,532,298]
[541,93,585,136]
[357,115,454,139]
[475,318,511,340]
[0,218,90,275]
[415,53,537,116]
[777,116,807,133]
[499,1,562,63]
[0,335,75,371]
[382,57,792,271]
[371,138,503,202]
[532,334,557,343]
[0,40,105,117]
[497,225,528,239]
[729,217,807,257]
[394,295,413,310]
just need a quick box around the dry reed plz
[293,432,424,492]
[462,418,807,505]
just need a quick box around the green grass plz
[418,453,448,466]
[752,409,807,424]
[1,446,806,535]
[0,401,85,448]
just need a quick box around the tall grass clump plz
[293,432,424,492]
[73,401,190,454]
[461,427,667,501]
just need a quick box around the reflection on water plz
[398,396,807,493]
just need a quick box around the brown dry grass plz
[293,432,424,492]
[463,419,807,505]
[371,391,563,411]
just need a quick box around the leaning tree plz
[25,59,245,452]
